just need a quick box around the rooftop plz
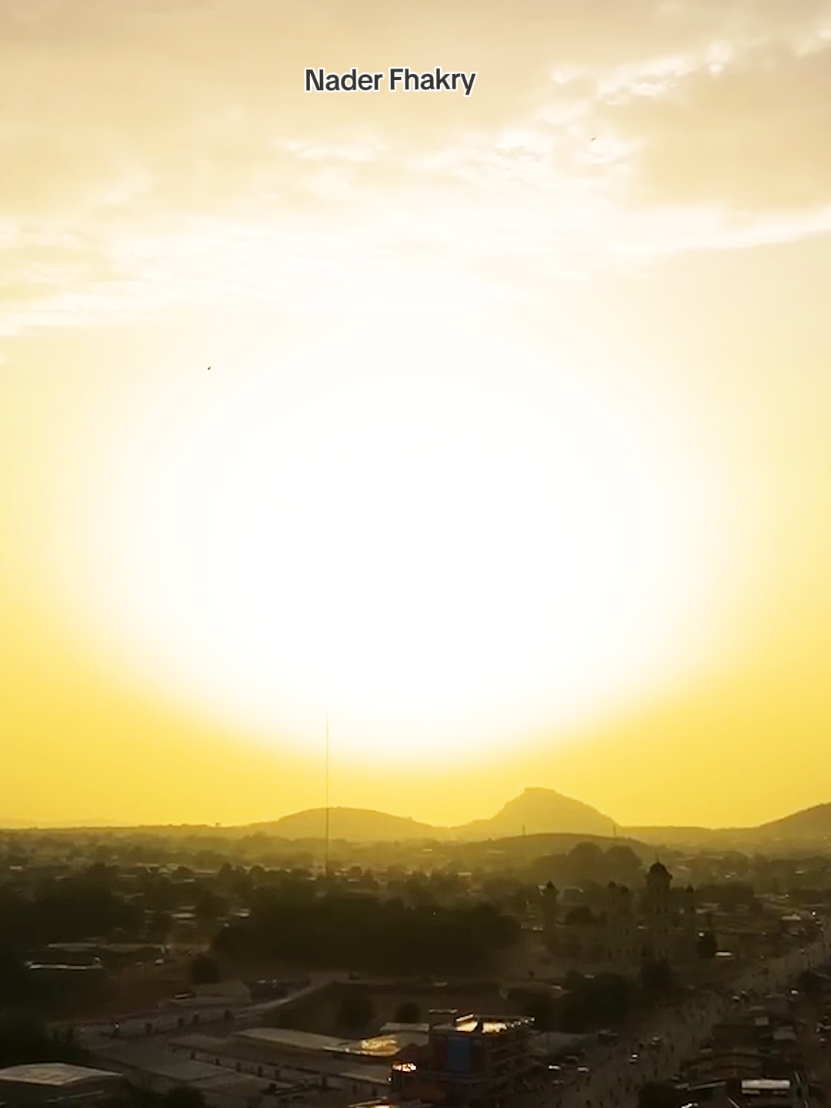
[342,1034,428,1057]
[437,1014,533,1035]
[231,1026,426,1060]
[233,1027,345,1053]
[0,1064,119,1088]
[741,1079,791,1092]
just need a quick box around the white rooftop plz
[0,1064,119,1088]
[742,1079,791,1092]
[234,1027,346,1053]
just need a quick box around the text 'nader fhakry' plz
[305,67,477,96]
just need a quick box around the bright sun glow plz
[62,321,737,763]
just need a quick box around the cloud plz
[1,0,831,337]
[617,43,831,209]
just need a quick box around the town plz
[2,802,831,1108]
[4,6,831,1108]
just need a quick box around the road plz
[526,924,830,1108]
[68,976,333,1052]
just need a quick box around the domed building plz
[544,859,700,969]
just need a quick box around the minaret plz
[645,861,672,961]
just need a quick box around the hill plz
[453,787,615,840]
[9,794,831,851]
[754,802,831,843]
[624,804,831,851]
[261,788,615,842]
[265,794,831,850]
[264,806,438,842]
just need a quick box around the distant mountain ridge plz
[262,787,614,842]
[261,791,831,847]
[756,802,831,839]
[6,793,831,847]
[624,803,831,849]
[259,807,436,841]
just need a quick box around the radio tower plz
[324,710,330,878]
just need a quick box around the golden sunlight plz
[51,319,740,763]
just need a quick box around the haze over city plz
[7,10,831,1108]
[4,0,831,832]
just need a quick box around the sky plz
[3,0,831,829]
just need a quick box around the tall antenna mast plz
[324,709,330,877]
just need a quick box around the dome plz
[647,860,672,887]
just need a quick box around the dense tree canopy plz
[798,969,822,997]
[336,991,375,1030]
[697,931,718,959]
[529,843,644,888]
[0,869,141,948]
[640,959,673,996]
[190,954,221,985]
[214,891,519,974]
[523,990,557,1031]
[0,1015,91,1069]
[0,945,29,1006]
[394,1000,422,1023]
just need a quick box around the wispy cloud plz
[1,0,830,337]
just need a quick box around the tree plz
[605,845,643,885]
[798,969,822,998]
[0,944,29,1006]
[190,954,221,985]
[697,932,718,959]
[640,959,673,996]
[523,991,556,1031]
[593,973,634,1023]
[541,883,558,921]
[568,842,606,884]
[146,911,172,943]
[336,991,375,1031]
[638,1082,685,1108]
[565,969,585,991]
[192,887,228,926]
[213,892,518,975]
[394,1001,422,1023]
[0,1014,91,1069]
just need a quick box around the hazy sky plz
[3,0,831,828]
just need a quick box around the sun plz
[62,316,738,764]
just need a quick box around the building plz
[168,1026,395,1101]
[740,1078,797,1108]
[88,1038,310,1108]
[0,1063,121,1106]
[390,1014,533,1107]
[544,861,699,968]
